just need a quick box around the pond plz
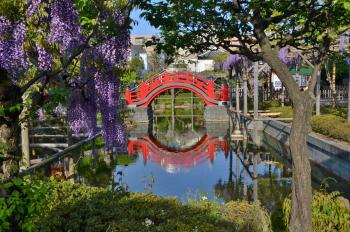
[29,92,350,223]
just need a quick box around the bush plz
[283,191,350,232]
[223,201,271,232]
[311,115,350,142]
[0,177,49,231]
[320,106,347,119]
[1,177,271,232]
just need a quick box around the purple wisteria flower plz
[224,54,244,71]
[37,43,52,70]
[0,18,27,76]
[27,0,42,18]
[49,0,83,54]
[339,33,349,54]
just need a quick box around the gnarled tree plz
[137,0,350,231]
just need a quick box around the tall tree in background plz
[129,56,145,76]
[148,50,167,72]
[0,0,134,180]
[137,0,350,231]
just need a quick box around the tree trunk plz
[0,120,21,181]
[289,93,314,232]
[0,68,22,181]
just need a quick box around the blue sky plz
[130,9,159,35]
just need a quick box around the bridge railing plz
[125,71,228,105]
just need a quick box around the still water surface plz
[33,103,350,217]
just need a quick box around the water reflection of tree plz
[152,106,207,150]
[214,151,245,201]
[214,139,292,216]
[76,153,137,189]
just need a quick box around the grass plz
[311,114,350,143]
[260,101,350,143]
[267,106,293,118]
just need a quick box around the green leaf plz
[0,105,5,117]
[12,178,23,186]
[3,182,13,189]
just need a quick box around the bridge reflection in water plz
[128,135,228,173]
[123,109,292,208]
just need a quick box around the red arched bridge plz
[128,135,228,171]
[125,71,229,107]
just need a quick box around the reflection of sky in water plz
[114,149,292,203]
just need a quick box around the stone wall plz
[204,106,229,122]
[262,120,350,181]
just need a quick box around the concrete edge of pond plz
[262,120,350,182]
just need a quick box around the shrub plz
[0,177,49,231]
[283,191,350,232]
[311,115,350,142]
[223,201,272,232]
[1,177,271,232]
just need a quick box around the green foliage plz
[128,56,145,75]
[143,71,159,80]
[1,177,274,231]
[223,201,272,232]
[121,69,137,87]
[268,106,293,118]
[260,100,281,109]
[283,191,350,232]
[0,0,26,21]
[260,101,294,118]
[0,105,5,117]
[0,176,49,231]
[0,142,8,159]
[320,106,347,119]
[311,114,350,143]
[116,154,138,166]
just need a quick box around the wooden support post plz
[171,89,175,133]
[316,70,321,116]
[243,79,248,115]
[253,62,259,119]
[243,58,248,116]
[235,81,240,112]
[253,153,258,202]
[21,122,30,168]
[191,91,194,131]
[20,94,30,168]
[281,85,285,107]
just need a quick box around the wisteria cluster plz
[0,0,130,153]
[224,54,244,71]
[94,71,126,151]
[64,3,129,152]
[0,17,27,76]
[278,47,302,68]
[68,84,97,137]
[27,0,42,18]
[339,33,349,53]
[37,42,52,70]
[49,0,83,54]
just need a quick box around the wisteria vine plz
[0,0,130,153]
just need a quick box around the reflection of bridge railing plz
[125,71,228,107]
[128,135,228,171]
